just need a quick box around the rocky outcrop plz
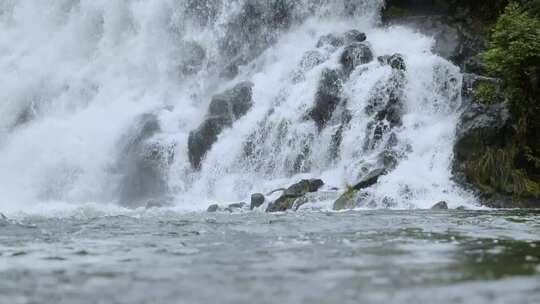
[117,113,175,207]
[309,69,344,130]
[266,179,324,212]
[250,193,265,210]
[340,42,374,76]
[450,73,540,207]
[188,82,254,169]
[381,0,505,70]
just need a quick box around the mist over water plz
[0,0,475,213]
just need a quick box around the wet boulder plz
[188,81,254,169]
[364,68,406,151]
[250,193,265,210]
[340,42,374,76]
[431,201,449,210]
[333,168,387,210]
[207,204,219,212]
[308,68,344,130]
[117,114,175,207]
[343,30,367,44]
[378,54,406,71]
[266,179,324,212]
[316,30,367,48]
[352,168,387,191]
[453,101,515,177]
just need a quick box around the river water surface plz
[1,209,539,304]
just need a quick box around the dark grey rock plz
[431,201,449,210]
[188,81,254,169]
[117,113,174,207]
[343,30,367,44]
[456,206,467,210]
[340,42,373,76]
[0,213,7,227]
[378,54,406,71]
[316,30,366,48]
[207,204,219,212]
[353,168,387,191]
[453,101,515,175]
[266,179,325,212]
[250,193,265,210]
[308,68,343,130]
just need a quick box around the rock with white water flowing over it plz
[117,113,175,207]
[340,42,374,76]
[250,193,265,210]
[316,29,367,49]
[309,68,344,130]
[333,168,387,210]
[431,201,449,210]
[266,179,324,212]
[188,82,254,169]
[378,54,406,71]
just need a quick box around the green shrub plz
[481,3,540,116]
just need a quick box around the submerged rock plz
[431,201,449,210]
[250,193,265,210]
[340,42,373,76]
[266,179,324,212]
[188,81,254,169]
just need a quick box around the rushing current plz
[0,0,474,213]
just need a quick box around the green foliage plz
[474,82,500,104]
[479,2,540,183]
[481,3,540,115]
[466,148,540,198]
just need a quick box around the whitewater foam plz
[0,0,476,214]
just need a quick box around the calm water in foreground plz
[1,209,540,304]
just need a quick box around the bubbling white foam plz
[0,0,475,214]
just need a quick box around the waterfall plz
[0,0,475,213]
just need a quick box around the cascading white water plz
[0,0,475,213]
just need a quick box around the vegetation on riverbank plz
[474,2,540,200]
